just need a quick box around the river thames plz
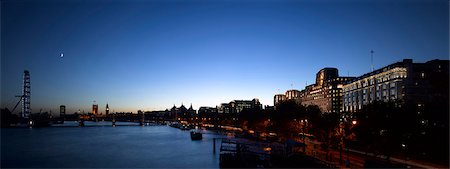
[1,122,224,168]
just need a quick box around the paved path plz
[301,139,448,168]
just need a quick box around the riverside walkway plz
[302,139,448,168]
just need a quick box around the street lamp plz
[339,122,344,165]
[402,143,408,165]
[346,119,357,167]
[301,119,308,153]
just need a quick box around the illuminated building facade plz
[298,68,355,113]
[285,89,301,101]
[274,94,286,109]
[92,104,98,115]
[315,68,339,87]
[229,99,261,113]
[218,103,230,114]
[343,59,449,112]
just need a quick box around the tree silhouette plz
[269,100,306,138]
[352,100,420,160]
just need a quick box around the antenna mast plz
[370,50,374,71]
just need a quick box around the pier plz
[218,138,333,168]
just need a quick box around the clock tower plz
[106,103,109,115]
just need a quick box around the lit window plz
[390,83,396,88]
[420,72,425,78]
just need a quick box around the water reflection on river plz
[1,123,224,168]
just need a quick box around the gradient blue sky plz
[1,0,448,114]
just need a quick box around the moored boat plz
[180,125,191,130]
[169,122,182,128]
[190,131,202,140]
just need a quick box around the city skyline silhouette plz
[2,0,448,113]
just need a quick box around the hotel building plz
[342,59,449,112]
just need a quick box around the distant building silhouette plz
[60,105,65,119]
[170,105,178,120]
[188,104,196,116]
[1,108,20,127]
[144,110,167,121]
[264,105,275,111]
[198,106,218,121]
[195,99,261,123]
[171,104,197,122]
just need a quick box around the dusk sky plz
[1,0,448,114]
